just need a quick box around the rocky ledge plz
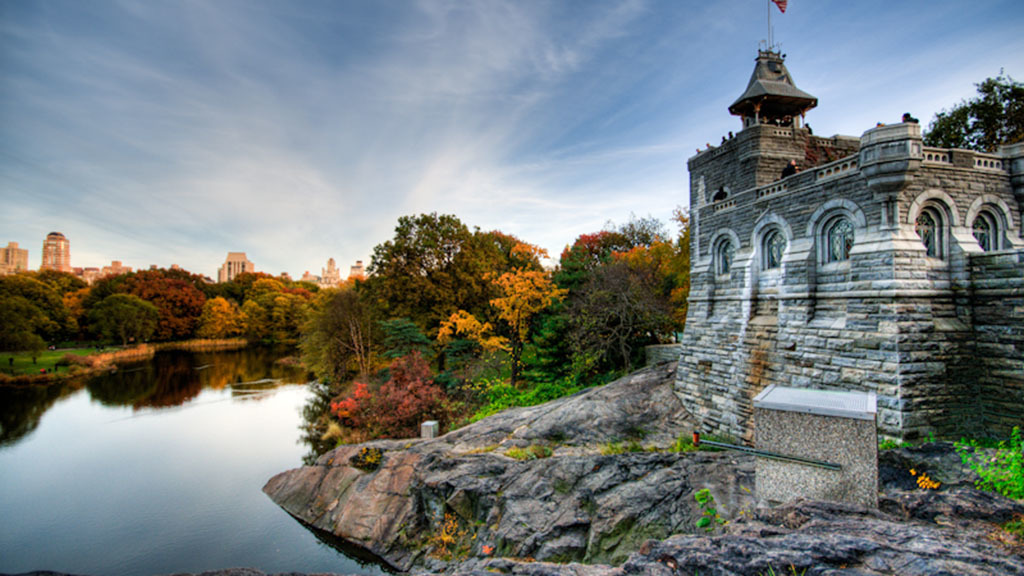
[263,363,1024,575]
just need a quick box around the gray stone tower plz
[674,50,1024,442]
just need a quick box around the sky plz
[2,0,1023,279]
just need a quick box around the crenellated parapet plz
[674,52,1024,443]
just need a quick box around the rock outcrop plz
[264,363,761,571]
[264,363,1024,575]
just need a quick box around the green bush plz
[506,444,552,461]
[694,488,725,532]
[955,426,1024,500]
[470,376,582,422]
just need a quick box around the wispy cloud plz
[1,0,1022,277]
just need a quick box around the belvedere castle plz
[673,50,1024,442]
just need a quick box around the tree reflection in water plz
[299,379,336,465]
[0,346,313,448]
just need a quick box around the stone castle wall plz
[676,123,1024,442]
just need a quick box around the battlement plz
[674,53,1024,443]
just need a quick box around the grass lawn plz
[2,348,99,376]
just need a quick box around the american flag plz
[772,0,787,13]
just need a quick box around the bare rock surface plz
[263,362,1024,575]
[263,363,756,572]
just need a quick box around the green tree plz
[924,73,1024,152]
[0,295,50,354]
[567,258,675,376]
[89,294,160,345]
[240,300,268,341]
[365,213,475,333]
[378,318,433,360]
[0,274,76,343]
[31,270,87,297]
[243,278,311,342]
[301,287,376,382]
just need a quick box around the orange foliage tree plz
[123,270,207,341]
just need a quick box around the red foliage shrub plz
[329,352,448,439]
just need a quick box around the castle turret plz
[729,50,817,129]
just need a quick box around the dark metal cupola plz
[729,50,817,129]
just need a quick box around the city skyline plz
[2,1,1023,277]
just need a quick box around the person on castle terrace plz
[902,112,919,123]
[781,159,799,179]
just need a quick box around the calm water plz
[0,348,385,576]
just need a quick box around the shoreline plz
[0,338,251,386]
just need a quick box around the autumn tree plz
[329,352,448,441]
[437,309,508,380]
[196,296,244,339]
[89,294,160,346]
[489,244,566,386]
[301,287,375,382]
[924,73,1024,152]
[122,269,207,340]
[532,214,688,383]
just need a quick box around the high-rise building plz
[0,241,29,275]
[40,232,71,273]
[319,257,342,288]
[217,252,255,283]
[348,260,366,281]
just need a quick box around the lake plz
[0,347,385,576]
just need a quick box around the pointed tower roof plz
[729,50,817,122]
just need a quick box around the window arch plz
[762,228,786,270]
[715,238,735,275]
[972,210,1000,252]
[915,205,946,258]
[824,216,855,263]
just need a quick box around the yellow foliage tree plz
[437,309,508,352]
[489,244,566,386]
[196,296,243,339]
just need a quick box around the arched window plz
[762,229,786,270]
[915,206,945,258]
[825,217,854,263]
[713,188,728,202]
[715,239,735,275]
[972,210,1000,252]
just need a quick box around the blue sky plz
[2,0,1022,279]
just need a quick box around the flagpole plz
[767,0,772,50]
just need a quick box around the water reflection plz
[0,381,82,447]
[299,380,336,465]
[89,347,311,409]
[0,346,312,448]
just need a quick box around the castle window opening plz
[716,239,735,275]
[763,229,787,269]
[915,206,946,259]
[972,210,1000,251]
[825,217,855,263]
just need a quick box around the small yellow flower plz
[909,469,917,476]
